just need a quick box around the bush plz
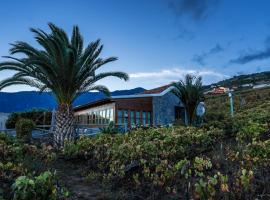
[99,122,118,134]
[0,132,57,199]
[63,127,223,196]
[15,119,35,142]
[6,109,51,129]
[236,121,267,142]
[12,171,69,200]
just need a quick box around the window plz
[94,111,98,124]
[136,111,141,125]
[142,112,146,126]
[123,110,128,125]
[175,106,185,122]
[117,110,123,125]
[147,112,151,125]
[87,114,90,124]
[101,110,105,124]
[104,109,109,124]
[130,111,135,126]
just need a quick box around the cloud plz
[168,0,220,21]
[192,44,224,66]
[230,36,270,64]
[230,48,270,64]
[129,68,227,80]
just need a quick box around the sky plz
[0,0,270,92]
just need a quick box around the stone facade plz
[152,92,184,126]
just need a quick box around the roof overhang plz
[74,98,114,112]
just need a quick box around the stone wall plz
[152,92,184,126]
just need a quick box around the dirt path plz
[53,158,112,200]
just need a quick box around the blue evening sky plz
[0,0,270,92]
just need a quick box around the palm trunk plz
[54,104,76,148]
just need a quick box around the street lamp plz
[227,89,234,117]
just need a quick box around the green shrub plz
[236,121,267,142]
[12,171,69,200]
[15,119,35,142]
[63,127,223,192]
[99,121,118,134]
[6,109,51,129]
[245,139,270,159]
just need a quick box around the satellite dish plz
[196,102,205,117]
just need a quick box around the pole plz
[228,91,234,117]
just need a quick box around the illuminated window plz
[117,110,123,125]
[130,111,135,125]
[136,111,140,125]
[147,112,151,125]
[142,112,146,126]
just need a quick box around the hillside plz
[0,87,145,113]
[204,71,270,90]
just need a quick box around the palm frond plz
[0,23,129,105]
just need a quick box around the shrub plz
[6,109,51,129]
[12,171,69,200]
[15,119,35,142]
[63,127,223,195]
[236,121,267,142]
[99,122,118,134]
[245,139,270,159]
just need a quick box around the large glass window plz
[109,108,114,122]
[130,111,135,126]
[142,112,146,125]
[123,110,128,125]
[147,112,151,125]
[75,105,115,126]
[136,111,141,125]
[117,110,123,125]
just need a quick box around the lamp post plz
[228,89,234,117]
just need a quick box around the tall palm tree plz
[171,74,203,126]
[0,23,129,148]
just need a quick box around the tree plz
[171,74,203,125]
[0,23,129,148]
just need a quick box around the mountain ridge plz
[0,87,145,113]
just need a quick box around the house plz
[253,83,270,89]
[211,87,229,94]
[73,85,186,129]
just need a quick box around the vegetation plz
[172,74,204,125]
[99,121,118,134]
[15,119,35,142]
[12,171,68,200]
[61,100,270,199]
[1,86,270,199]
[0,132,64,199]
[203,71,270,91]
[0,23,129,148]
[6,109,51,129]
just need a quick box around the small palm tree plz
[0,23,129,147]
[172,74,203,125]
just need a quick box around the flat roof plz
[74,85,175,111]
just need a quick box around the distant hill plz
[204,71,270,90]
[0,87,145,113]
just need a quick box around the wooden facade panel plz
[115,97,153,111]
[115,97,153,127]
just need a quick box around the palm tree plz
[0,23,129,148]
[171,74,203,126]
